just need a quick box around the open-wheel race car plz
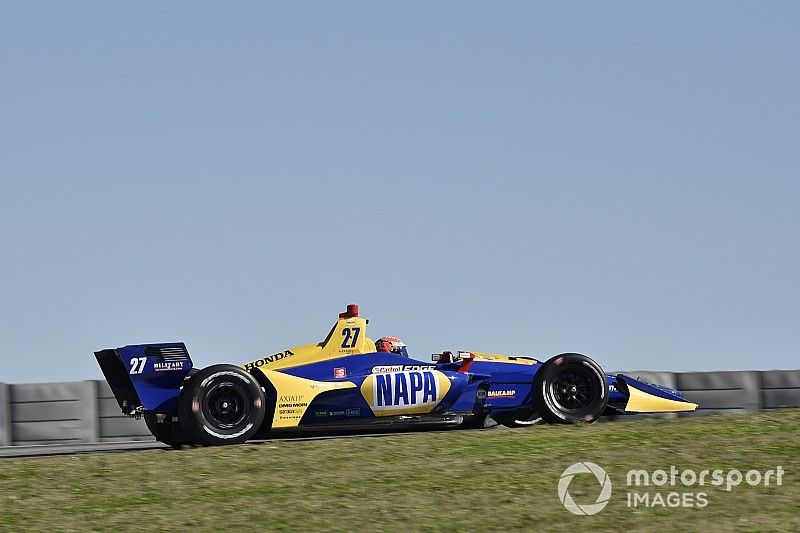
[95,304,697,446]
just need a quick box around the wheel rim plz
[548,365,601,414]
[203,382,250,428]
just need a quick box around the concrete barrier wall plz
[0,384,11,447]
[676,371,762,417]
[95,381,152,442]
[1,369,799,447]
[9,381,99,446]
[761,370,800,409]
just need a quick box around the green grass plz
[1,411,798,532]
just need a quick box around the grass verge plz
[1,410,798,531]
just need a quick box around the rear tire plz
[144,368,199,447]
[144,413,190,448]
[533,353,608,424]
[177,364,266,446]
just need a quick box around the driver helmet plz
[375,336,408,357]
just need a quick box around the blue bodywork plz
[95,343,193,415]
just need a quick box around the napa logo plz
[360,370,451,416]
[375,372,436,407]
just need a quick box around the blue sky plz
[1,2,798,383]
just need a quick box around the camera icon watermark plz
[559,462,785,515]
[558,461,613,516]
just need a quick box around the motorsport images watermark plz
[558,462,785,515]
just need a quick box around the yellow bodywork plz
[242,315,375,372]
[468,351,538,365]
[261,369,357,428]
[242,312,375,428]
[624,382,698,412]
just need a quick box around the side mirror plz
[432,351,455,363]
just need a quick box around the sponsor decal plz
[487,389,516,399]
[279,395,303,402]
[318,408,360,418]
[371,365,436,373]
[364,371,446,412]
[333,367,347,378]
[243,350,294,371]
[277,394,308,416]
[374,372,438,407]
[278,402,308,408]
[153,361,185,372]
[278,395,308,409]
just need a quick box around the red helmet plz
[375,336,408,357]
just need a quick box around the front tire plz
[533,353,608,424]
[177,364,266,445]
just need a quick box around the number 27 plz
[341,327,360,348]
[129,357,147,374]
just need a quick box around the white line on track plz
[0,427,501,459]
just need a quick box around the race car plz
[95,304,698,446]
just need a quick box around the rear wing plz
[95,342,194,415]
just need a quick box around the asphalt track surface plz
[0,426,497,459]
